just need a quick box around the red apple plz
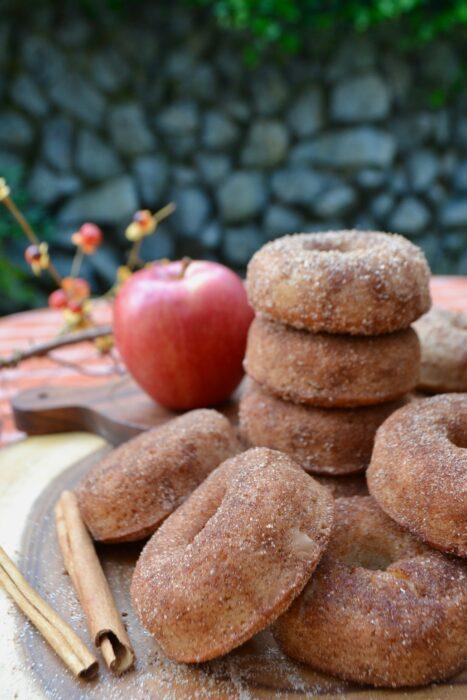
[113,259,254,410]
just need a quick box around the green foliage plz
[0,169,54,315]
[190,1,467,56]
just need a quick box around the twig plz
[48,354,126,377]
[2,195,63,287]
[0,325,113,369]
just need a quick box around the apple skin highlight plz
[114,260,254,410]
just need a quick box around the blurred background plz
[0,0,466,315]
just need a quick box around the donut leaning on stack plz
[240,230,431,492]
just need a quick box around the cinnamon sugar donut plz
[131,447,334,663]
[77,409,240,543]
[414,307,467,393]
[247,231,431,335]
[274,496,467,687]
[368,394,467,557]
[245,316,420,407]
[239,380,405,474]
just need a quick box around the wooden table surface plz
[1,276,467,446]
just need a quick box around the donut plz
[246,231,431,335]
[314,473,369,498]
[239,380,406,474]
[368,394,467,557]
[274,496,467,687]
[131,447,334,663]
[414,307,467,393]
[77,409,240,543]
[244,316,420,407]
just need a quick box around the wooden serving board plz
[11,376,243,445]
[1,434,465,699]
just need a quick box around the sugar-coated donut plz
[368,394,467,557]
[414,307,467,393]
[274,496,467,687]
[239,380,405,474]
[244,316,420,407]
[131,447,334,663]
[77,409,240,543]
[247,231,431,335]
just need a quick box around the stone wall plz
[1,2,466,291]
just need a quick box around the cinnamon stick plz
[55,491,135,675]
[0,545,98,679]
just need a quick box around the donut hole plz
[339,543,394,571]
[302,237,368,254]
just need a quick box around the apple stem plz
[178,256,192,278]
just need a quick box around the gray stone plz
[157,101,199,135]
[173,188,211,237]
[297,128,396,169]
[382,54,411,103]
[251,67,287,116]
[76,130,122,181]
[59,176,138,225]
[371,193,395,221]
[91,49,130,93]
[173,166,198,186]
[56,15,91,47]
[218,172,267,224]
[225,100,251,123]
[0,111,34,148]
[202,111,239,150]
[264,205,303,238]
[389,197,431,234]
[132,154,169,204]
[165,135,197,158]
[457,117,467,144]
[21,36,66,89]
[0,151,22,172]
[242,121,289,168]
[89,246,121,286]
[422,42,461,85]
[356,169,386,190]
[196,153,231,186]
[165,49,194,79]
[109,103,155,156]
[432,110,450,145]
[406,150,439,192]
[392,114,433,151]
[331,73,391,122]
[426,183,446,206]
[223,226,262,266]
[313,184,357,218]
[327,36,376,80]
[11,74,48,117]
[287,87,324,138]
[390,168,409,196]
[42,117,73,171]
[184,63,217,101]
[440,199,467,228]
[28,164,81,206]
[271,167,329,208]
[201,221,222,249]
[453,160,467,191]
[49,73,105,126]
[140,229,175,262]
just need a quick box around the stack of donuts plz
[240,229,430,494]
[75,230,467,689]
